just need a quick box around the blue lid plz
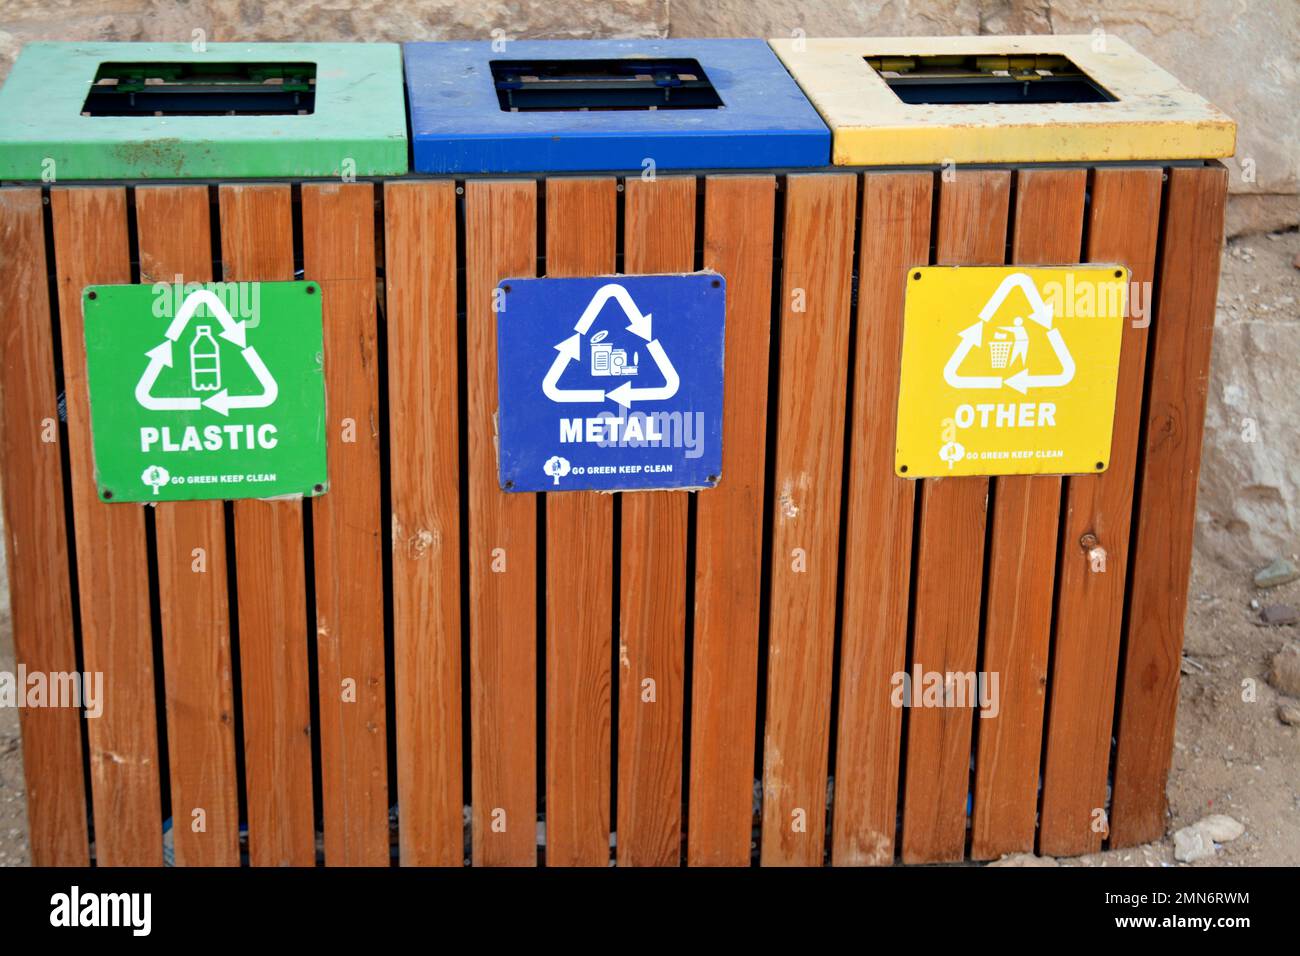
[404,39,830,173]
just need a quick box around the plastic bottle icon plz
[190,324,221,392]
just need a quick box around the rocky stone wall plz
[3,0,1294,220]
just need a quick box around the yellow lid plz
[768,35,1236,166]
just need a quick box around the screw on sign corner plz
[101,489,113,500]
[912,271,922,281]
[306,284,317,295]
[312,483,325,494]
[86,289,98,300]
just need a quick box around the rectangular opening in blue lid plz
[81,61,317,117]
[490,58,722,112]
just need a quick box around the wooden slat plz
[1039,167,1163,856]
[383,181,464,866]
[301,183,390,866]
[687,175,776,866]
[218,183,316,867]
[1110,164,1228,846]
[465,180,538,866]
[50,186,163,866]
[969,168,1085,860]
[0,188,90,865]
[617,176,696,867]
[830,172,931,866]
[900,170,1009,864]
[135,185,240,867]
[544,178,616,867]
[760,173,857,867]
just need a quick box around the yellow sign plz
[895,265,1128,478]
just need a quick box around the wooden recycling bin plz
[0,41,411,867]
[769,34,1235,863]
[0,34,1234,868]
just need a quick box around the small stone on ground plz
[1255,557,1299,589]
[1268,644,1300,696]
[1260,603,1299,626]
[1172,815,1244,863]
[987,853,1059,867]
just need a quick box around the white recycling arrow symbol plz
[543,333,604,403]
[942,271,1075,394]
[135,289,278,417]
[542,282,679,408]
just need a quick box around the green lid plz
[0,42,408,181]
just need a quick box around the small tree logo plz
[543,455,571,486]
[141,464,171,495]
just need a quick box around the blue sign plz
[496,273,725,492]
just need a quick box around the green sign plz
[82,281,327,503]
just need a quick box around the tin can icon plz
[589,330,638,377]
[190,324,222,392]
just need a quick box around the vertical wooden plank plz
[218,183,316,867]
[544,178,616,867]
[760,173,857,867]
[465,180,538,866]
[830,172,931,867]
[135,185,240,867]
[0,188,90,866]
[50,186,163,866]
[383,181,464,867]
[900,170,1009,865]
[301,182,389,866]
[1039,167,1163,856]
[1110,164,1228,846]
[969,169,1085,860]
[687,175,775,866]
[617,176,696,867]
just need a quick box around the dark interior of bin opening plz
[489,58,723,111]
[868,54,1117,105]
[81,62,317,116]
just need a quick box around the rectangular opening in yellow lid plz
[867,53,1116,106]
[769,35,1237,165]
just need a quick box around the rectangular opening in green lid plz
[81,61,317,117]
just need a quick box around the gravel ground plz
[0,594,31,866]
[1050,553,1300,868]
[0,228,1295,870]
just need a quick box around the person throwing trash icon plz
[989,317,1030,370]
